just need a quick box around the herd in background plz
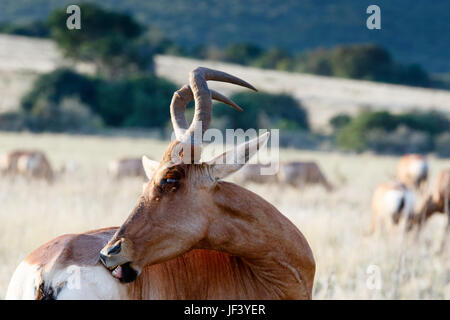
[1,149,448,249]
[370,154,449,252]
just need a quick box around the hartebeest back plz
[7,67,315,300]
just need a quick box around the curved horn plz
[184,67,256,145]
[170,68,255,140]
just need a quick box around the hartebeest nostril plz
[99,252,107,265]
[107,241,122,255]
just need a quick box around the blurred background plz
[0,1,449,299]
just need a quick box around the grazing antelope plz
[108,158,147,179]
[396,154,428,191]
[1,150,53,182]
[278,162,333,192]
[233,162,333,192]
[232,163,278,184]
[7,68,315,300]
[368,181,414,235]
[409,169,450,251]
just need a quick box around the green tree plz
[47,3,152,78]
[223,42,263,65]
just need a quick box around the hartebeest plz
[409,169,450,251]
[6,67,315,300]
[1,150,53,182]
[232,163,279,184]
[368,181,414,235]
[396,154,428,191]
[278,162,333,191]
[233,162,333,192]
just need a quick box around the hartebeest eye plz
[160,178,179,186]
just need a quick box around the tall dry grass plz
[0,132,448,299]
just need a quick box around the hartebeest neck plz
[195,181,315,299]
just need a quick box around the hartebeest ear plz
[142,156,160,180]
[207,132,270,180]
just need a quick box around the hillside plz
[1,34,449,130]
[0,0,449,73]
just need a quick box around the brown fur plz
[101,141,315,299]
[412,170,450,250]
[279,162,333,191]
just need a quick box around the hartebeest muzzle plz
[99,239,139,283]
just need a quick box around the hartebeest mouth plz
[110,262,138,283]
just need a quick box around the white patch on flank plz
[53,265,127,300]
[5,261,40,300]
[383,190,405,215]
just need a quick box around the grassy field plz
[0,132,449,299]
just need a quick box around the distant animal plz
[232,163,278,184]
[108,158,147,179]
[368,181,414,235]
[1,150,53,182]
[7,67,315,300]
[233,161,333,192]
[396,154,428,191]
[278,162,333,191]
[409,169,450,251]
[1,150,28,175]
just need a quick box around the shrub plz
[329,113,352,131]
[223,43,264,65]
[435,133,450,158]
[252,48,292,70]
[336,109,449,153]
[25,97,103,133]
[0,21,50,38]
[0,112,26,131]
[21,68,99,112]
[365,126,432,155]
[21,68,177,130]
[214,91,309,131]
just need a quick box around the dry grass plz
[0,132,449,299]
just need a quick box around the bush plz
[336,109,450,153]
[95,76,176,127]
[365,126,432,155]
[214,91,309,131]
[435,133,450,158]
[223,43,264,65]
[25,97,103,133]
[0,21,50,38]
[21,68,99,112]
[21,68,177,130]
[252,48,292,70]
[0,112,26,131]
[329,113,352,131]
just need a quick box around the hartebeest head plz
[100,68,270,282]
